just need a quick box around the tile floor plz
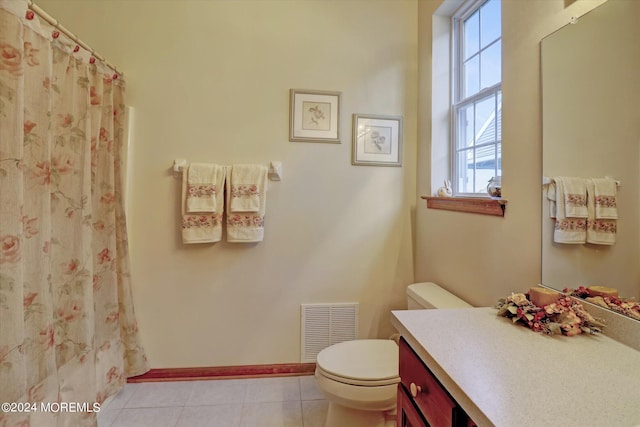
[97,375,328,427]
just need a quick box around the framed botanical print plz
[352,114,403,166]
[289,89,341,143]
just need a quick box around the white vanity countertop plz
[391,307,640,427]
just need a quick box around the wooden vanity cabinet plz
[398,386,428,427]
[397,338,476,427]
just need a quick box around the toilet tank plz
[406,282,472,309]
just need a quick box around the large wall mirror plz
[541,0,640,309]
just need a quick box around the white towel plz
[553,178,587,244]
[229,164,268,213]
[546,180,557,219]
[558,176,588,218]
[226,165,268,242]
[181,167,226,244]
[586,179,616,245]
[186,163,221,213]
[592,178,618,219]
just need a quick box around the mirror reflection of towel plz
[552,178,586,244]
[547,181,557,219]
[558,177,588,218]
[592,178,618,219]
[587,179,616,245]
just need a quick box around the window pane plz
[475,146,494,192]
[458,148,473,193]
[464,10,479,59]
[474,96,494,141]
[480,40,501,90]
[496,90,502,141]
[457,104,474,149]
[463,55,479,98]
[476,172,493,192]
[480,0,501,48]
[468,148,481,193]
[453,0,501,196]
[475,144,494,168]
[474,160,494,193]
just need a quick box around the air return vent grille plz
[300,303,358,363]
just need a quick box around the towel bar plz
[173,159,282,181]
[542,176,620,187]
[173,158,188,173]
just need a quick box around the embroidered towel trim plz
[592,177,618,219]
[553,177,586,244]
[558,176,588,218]
[181,167,226,244]
[186,163,219,213]
[586,179,616,245]
[226,165,268,242]
[229,164,268,213]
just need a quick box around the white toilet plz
[314,282,472,427]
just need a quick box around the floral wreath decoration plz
[496,289,605,336]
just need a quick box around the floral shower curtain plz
[0,1,148,426]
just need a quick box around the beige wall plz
[36,0,624,369]
[37,0,418,368]
[416,0,607,307]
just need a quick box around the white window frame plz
[451,0,502,196]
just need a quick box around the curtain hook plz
[52,30,60,39]
[73,45,80,53]
[25,10,35,20]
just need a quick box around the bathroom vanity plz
[391,307,640,427]
[397,337,475,427]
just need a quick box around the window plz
[452,0,501,195]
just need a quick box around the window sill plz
[421,196,507,217]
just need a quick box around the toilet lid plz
[316,339,399,384]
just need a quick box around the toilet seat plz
[316,339,399,386]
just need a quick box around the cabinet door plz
[397,387,427,427]
[399,338,456,426]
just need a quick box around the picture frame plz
[289,89,341,143]
[352,114,403,166]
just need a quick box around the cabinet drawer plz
[399,338,456,427]
[398,386,429,427]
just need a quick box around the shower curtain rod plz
[26,0,121,77]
